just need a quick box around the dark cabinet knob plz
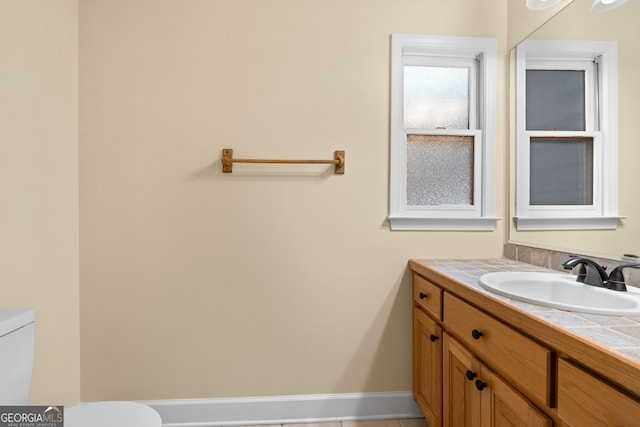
[429,334,438,342]
[465,370,477,381]
[471,329,484,340]
[475,379,487,391]
[419,292,428,300]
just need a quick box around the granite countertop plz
[414,258,640,363]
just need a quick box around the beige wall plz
[0,0,80,405]
[507,0,573,49]
[9,0,630,407]
[78,0,507,400]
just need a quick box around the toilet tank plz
[0,309,35,405]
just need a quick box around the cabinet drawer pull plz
[419,292,428,300]
[465,370,477,381]
[429,334,439,342]
[475,379,487,391]
[471,329,484,340]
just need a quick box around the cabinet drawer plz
[558,358,640,426]
[413,274,443,320]
[443,292,552,407]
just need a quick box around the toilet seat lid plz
[65,401,161,427]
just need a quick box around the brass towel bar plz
[222,149,345,174]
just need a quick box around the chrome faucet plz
[562,256,609,287]
[602,264,640,292]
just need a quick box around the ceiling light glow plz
[591,0,628,11]
[526,0,563,10]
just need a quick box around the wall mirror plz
[508,0,640,259]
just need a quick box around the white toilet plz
[0,309,162,427]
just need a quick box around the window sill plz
[388,216,499,231]
[514,216,623,231]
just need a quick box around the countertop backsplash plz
[504,243,640,289]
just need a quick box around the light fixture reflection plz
[526,0,563,10]
[591,0,628,12]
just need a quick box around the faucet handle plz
[604,263,640,291]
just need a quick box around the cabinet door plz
[479,366,552,427]
[444,333,551,427]
[558,358,640,426]
[414,307,443,427]
[443,333,481,427]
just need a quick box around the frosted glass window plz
[404,66,470,130]
[407,134,474,205]
[530,137,593,205]
[526,70,586,131]
[390,34,497,230]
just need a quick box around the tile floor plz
[241,419,428,427]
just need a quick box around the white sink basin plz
[479,271,640,316]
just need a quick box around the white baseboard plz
[141,391,423,427]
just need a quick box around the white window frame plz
[514,39,620,230]
[389,34,498,231]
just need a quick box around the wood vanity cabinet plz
[413,273,552,427]
[411,262,640,427]
[412,262,640,427]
